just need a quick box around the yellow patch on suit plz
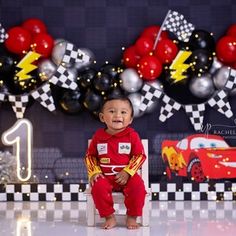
[100,157,110,164]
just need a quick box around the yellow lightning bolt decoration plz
[16,51,41,81]
[169,50,192,83]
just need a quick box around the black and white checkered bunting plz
[0,23,8,43]
[62,43,90,65]
[31,83,56,112]
[159,95,181,122]
[139,83,163,112]
[8,95,29,119]
[162,10,195,42]
[208,90,233,118]
[50,65,78,90]
[225,68,236,91]
[185,104,205,131]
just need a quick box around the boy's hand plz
[115,170,130,185]
[90,173,104,186]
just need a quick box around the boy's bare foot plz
[103,214,116,229]
[126,216,140,229]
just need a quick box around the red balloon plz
[137,55,162,80]
[227,24,236,38]
[135,37,154,56]
[32,33,54,58]
[141,25,169,42]
[5,26,31,54]
[123,46,140,68]
[154,39,178,64]
[216,36,236,63]
[22,18,47,35]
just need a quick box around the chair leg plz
[141,196,150,226]
[87,194,96,226]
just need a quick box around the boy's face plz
[99,99,133,134]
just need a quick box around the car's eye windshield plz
[190,138,229,149]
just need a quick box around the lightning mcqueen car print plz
[161,134,236,182]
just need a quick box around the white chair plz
[85,139,150,227]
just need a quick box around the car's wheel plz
[187,158,206,182]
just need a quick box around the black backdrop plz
[0,0,236,183]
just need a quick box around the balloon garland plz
[0,11,236,132]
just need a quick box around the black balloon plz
[189,29,215,52]
[0,54,15,74]
[4,70,41,95]
[83,90,103,112]
[93,72,112,92]
[100,63,118,78]
[189,49,213,73]
[59,89,83,115]
[77,67,96,90]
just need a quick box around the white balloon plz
[120,68,143,93]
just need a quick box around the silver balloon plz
[38,59,57,81]
[67,67,78,81]
[120,68,143,93]
[51,40,72,67]
[209,57,223,74]
[213,66,236,95]
[189,73,215,99]
[54,38,66,45]
[75,48,95,70]
[143,80,163,113]
[128,93,144,118]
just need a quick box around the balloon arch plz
[0,11,236,131]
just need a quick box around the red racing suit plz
[85,127,147,217]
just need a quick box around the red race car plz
[161,134,236,182]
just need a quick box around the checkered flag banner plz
[185,104,205,131]
[31,83,56,112]
[139,83,163,112]
[162,10,195,42]
[8,95,29,119]
[159,95,181,122]
[0,23,8,43]
[208,90,233,118]
[225,68,236,91]
[62,43,90,65]
[50,65,78,90]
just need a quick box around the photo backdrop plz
[0,0,236,185]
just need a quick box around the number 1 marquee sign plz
[1,119,33,182]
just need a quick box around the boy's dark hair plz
[100,95,134,117]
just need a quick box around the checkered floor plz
[0,201,235,236]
